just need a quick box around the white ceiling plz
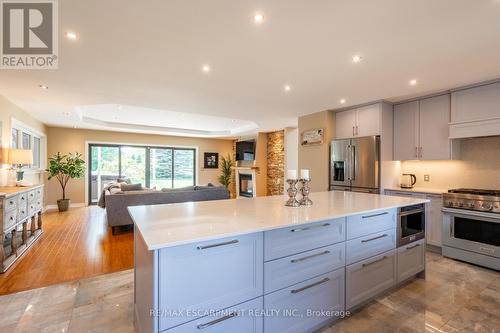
[1,0,500,137]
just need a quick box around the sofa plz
[105,186,230,234]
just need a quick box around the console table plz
[0,185,44,273]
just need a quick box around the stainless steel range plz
[442,188,500,271]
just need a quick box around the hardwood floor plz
[0,206,133,295]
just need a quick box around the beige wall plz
[46,127,234,205]
[298,111,334,192]
[401,136,500,190]
[0,95,47,186]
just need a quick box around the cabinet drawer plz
[35,187,43,199]
[3,196,18,212]
[264,242,345,294]
[346,249,397,309]
[264,218,345,261]
[165,297,263,333]
[4,210,17,230]
[28,202,37,216]
[346,209,396,239]
[264,268,345,333]
[35,197,43,211]
[17,200,28,221]
[158,233,263,331]
[397,240,425,282]
[27,190,36,202]
[346,228,396,265]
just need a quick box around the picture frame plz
[301,128,324,146]
[204,152,219,169]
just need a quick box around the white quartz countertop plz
[129,191,429,250]
[385,187,448,195]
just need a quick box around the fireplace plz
[239,174,254,198]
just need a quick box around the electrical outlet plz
[424,175,430,182]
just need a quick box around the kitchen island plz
[130,191,428,333]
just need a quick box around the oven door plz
[443,209,500,259]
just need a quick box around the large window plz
[89,144,196,204]
[11,126,44,168]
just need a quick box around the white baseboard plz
[44,203,87,211]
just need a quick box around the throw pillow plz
[120,183,142,191]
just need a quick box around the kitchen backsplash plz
[401,136,500,190]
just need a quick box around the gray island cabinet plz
[130,191,428,333]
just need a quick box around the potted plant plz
[47,152,85,212]
[218,154,234,192]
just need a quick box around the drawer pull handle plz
[406,243,420,250]
[291,223,330,233]
[362,212,388,219]
[361,233,388,243]
[196,239,238,250]
[362,256,387,268]
[291,277,330,294]
[9,201,14,205]
[291,250,330,263]
[197,312,238,329]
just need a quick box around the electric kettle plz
[400,174,417,189]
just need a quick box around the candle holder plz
[299,179,313,207]
[285,179,301,208]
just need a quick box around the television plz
[235,140,256,161]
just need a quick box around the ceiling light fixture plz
[65,31,77,40]
[340,99,346,104]
[352,55,362,63]
[253,13,264,23]
[284,85,291,92]
[202,65,211,73]
[39,84,48,89]
[409,79,418,86]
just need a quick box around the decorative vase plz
[57,199,70,212]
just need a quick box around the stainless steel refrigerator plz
[330,135,380,193]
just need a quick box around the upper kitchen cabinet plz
[419,95,452,160]
[450,81,500,138]
[394,101,419,161]
[394,94,458,161]
[335,109,357,139]
[335,103,381,139]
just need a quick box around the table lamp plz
[8,149,33,181]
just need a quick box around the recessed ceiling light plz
[253,13,264,23]
[202,65,211,73]
[352,55,362,63]
[340,99,346,104]
[284,85,291,92]
[39,84,48,89]
[65,31,77,40]
[409,79,418,86]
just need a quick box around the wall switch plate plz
[424,175,430,182]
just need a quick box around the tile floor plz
[0,252,498,333]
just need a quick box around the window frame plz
[87,143,197,205]
[11,119,46,170]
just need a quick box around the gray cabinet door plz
[158,233,264,331]
[419,94,451,160]
[346,249,397,309]
[166,297,263,333]
[264,242,345,294]
[397,240,425,282]
[335,109,357,139]
[264,218,345,261]
[264,268,345,333]
[394,101,419,161]
[426,194,443,246]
